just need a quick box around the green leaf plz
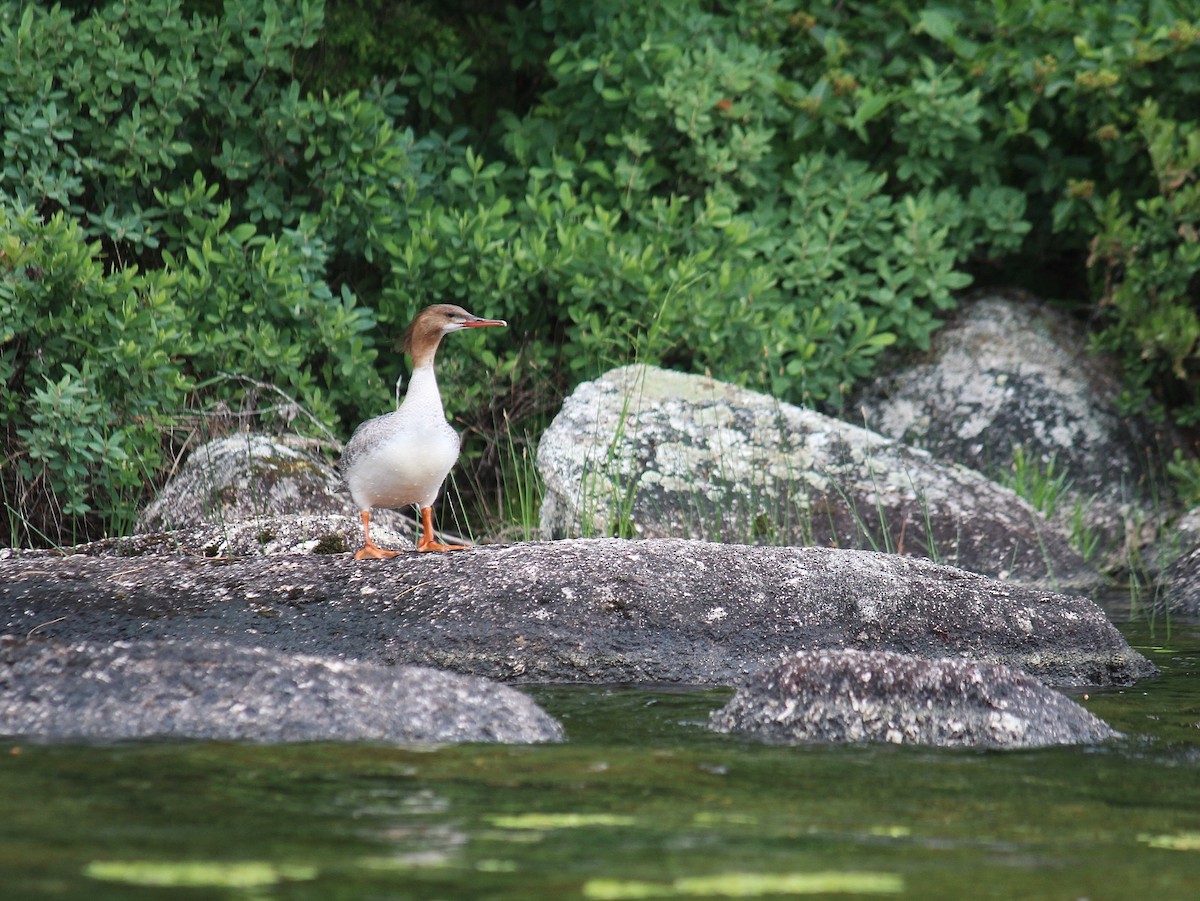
[915,8,958,44]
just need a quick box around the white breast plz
[343,367,461,511]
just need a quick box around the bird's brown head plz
[401,304,507,364]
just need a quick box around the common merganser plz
[342,304,507,559]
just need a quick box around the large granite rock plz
[0,539,1153,688]
[137,434,344,531]
[135,434,413,548]
[0,639,562,744]
[1155,507,1200,615]
[854,293,1167,560]
[538,365,1097,592]
[709,649,1118,749]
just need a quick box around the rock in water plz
[710,648,1119,749]
[0,640,563,745]
[0,540,1154,688]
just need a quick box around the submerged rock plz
[538,364,1097,591]
[710,649,1118,749]
[0,539,1153,688]
[0,639,563,745]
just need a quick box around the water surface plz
[2,621,1198,899]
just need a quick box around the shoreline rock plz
[134,434,415,551]
[854,292,1171,567]
[538,365,1099,593]
[0,538,1154,688]
[66,513,411,558]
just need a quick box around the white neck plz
[400,364,445,418]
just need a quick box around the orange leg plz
[354,510,400,560]
[416,505,469,552]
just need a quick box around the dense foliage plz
[2,0,1198,544]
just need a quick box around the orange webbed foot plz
[416,537,470,553]
[354,510,401,560]
[416,505,470,552]
[354,544,401,560]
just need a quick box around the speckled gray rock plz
[1163,543,1200,617]
[538,364,1097,592]
[0,639,563,744]
[1173,507,1200,554]
[854,293,1164,562]
[135,434,411,542]
[0,539,1154,688]
[70,514,411,557]
[710,649,1118,748]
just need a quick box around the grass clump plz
[999,446,1101,563]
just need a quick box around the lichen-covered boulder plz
[135,433,412,547]
[0,639,563,745]
[710,649,1118,749]
[538,364,1097,591]
[854,292,1166,561]
[137,434,349,531]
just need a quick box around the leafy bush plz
[1,1,388,542]
[2,0,1199,545]
[0,204,189,539]
[1088,101,1200,424]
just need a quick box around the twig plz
[394,579,434,601]
[27,616,66,639]
[212,373,343,447]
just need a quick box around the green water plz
[2,623,1198,900]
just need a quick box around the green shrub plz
[1,1,389,542]
[3,0,1199,546]
[0,204,189,541]
[1088,101,1200,425]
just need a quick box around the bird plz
[341,303,507,559]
